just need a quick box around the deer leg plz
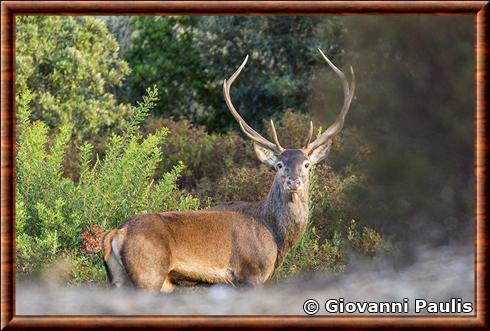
[130,267,169,290]
[123,240,173,291]
[104,253,132,288]
[235,273,265,287]
[243,278,263,287]
[160,275,176,293]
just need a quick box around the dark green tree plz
[121,16,344,131]
[195,16,344,131]
[122,16,207,123]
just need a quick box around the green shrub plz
[274,226,345,280]
[143,116,256,191]
[16,87,200,283]
[199,165,273,204]
[123,17,208,123]
[347,219,382,256]
[16,16,131,140]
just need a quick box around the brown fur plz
[101,151,314,291]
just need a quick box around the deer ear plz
[309,140,333,165]
[253,143,279,167]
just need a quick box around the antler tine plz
[303,49,356,153]
[223,56,283,153]
[270,120,285,152]
[303,121,314,149]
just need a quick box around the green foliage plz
[123,16,207,122]
[143,116,257,192]
[274,219,382,280]
[120,16,343,131]
[16,16,131,139]
[66,252,107,285]
[16,87,199,282]
[200,165,273,204]
[274,227,345,280]
[195,17,344,131]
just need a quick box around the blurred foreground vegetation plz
[15,16,473,284]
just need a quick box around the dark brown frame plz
[1,1,487,329]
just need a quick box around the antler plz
[223,56,285,154]
[303,49,356,154]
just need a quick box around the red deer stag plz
[101,49,355,292]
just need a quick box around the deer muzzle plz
[285,178,303,192]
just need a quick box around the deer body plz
[102,49,355,291]
[102,154,309,290]
[103,211,277,290]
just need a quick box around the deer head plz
[223,48,356,196]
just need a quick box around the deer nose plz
[285,178,302,191]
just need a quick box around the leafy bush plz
[16,16,131,139]
[274,226,345,280]
[194,16,344,132]
[123,17,208,123]
[199,165,273,204]
[274,220,382,280]
[16,87,199,283]
[143,116,256,191]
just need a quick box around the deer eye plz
[276,162,283,169]
[305,163,310,169]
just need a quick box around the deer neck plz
[261,176,309,266]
